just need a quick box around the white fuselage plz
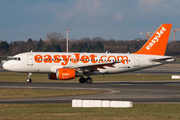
[3,52,173,75]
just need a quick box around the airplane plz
[3,24,175,83]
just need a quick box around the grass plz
[0,103,180,120]
[0,71,179,120]
[0,89,104,99]
[0,72,172,82]
[174,58,180,63]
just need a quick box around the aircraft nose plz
[3,62,11,70]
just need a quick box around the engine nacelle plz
[48,68,82,80]
[56,68,76,80]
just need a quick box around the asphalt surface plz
[0,80,180,104]
[0,64,180,104]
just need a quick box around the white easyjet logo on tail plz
[146,27,166,50]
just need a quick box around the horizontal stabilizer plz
[151,57,175,63]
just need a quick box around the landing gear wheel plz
[86,77,93,84]
[79,77,86,83]
[27,73,32,83]
[26,78,31,83]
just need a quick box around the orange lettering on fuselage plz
[89,54,97,63]
[100,55,107,63]
[33,54,129,66]
[34,55,43,63]
[53,55,61,63]
[71,53,80,63]
[108,56,116,62]
[81,55,89,63]
[61,55,71,66]
[44,55,52,63]
[117,56,128,64]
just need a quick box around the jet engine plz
[48,68,82,80]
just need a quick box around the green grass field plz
[0,89,104,99]
[0,103,180,120]
[0,72,172,82]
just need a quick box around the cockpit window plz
[10,58,15,60]
[10,57,21,61]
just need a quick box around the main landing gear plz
[79,76,93,84]
[26,73,32,83]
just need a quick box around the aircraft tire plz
[86,78,93,84]
[26,78,32,83]
[79,77,86,83]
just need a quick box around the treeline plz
[0,37,145,56]
[0,32,180,57]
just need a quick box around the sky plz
[1,0,180,43]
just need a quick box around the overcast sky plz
[1,0,180,42]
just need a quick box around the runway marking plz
[113,84,133,85]
[0,86,121,94]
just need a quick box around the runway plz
[0,63,180,104]
[0,80,180,103]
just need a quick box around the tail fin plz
[134,24,172,55]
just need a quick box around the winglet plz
[134,24,172,55]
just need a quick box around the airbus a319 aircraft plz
[3,24,175,83]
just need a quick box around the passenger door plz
[27,54,33,66]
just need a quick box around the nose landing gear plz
[26,73,32,83]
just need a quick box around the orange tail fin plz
[134,24,172,55]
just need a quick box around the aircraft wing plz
[65,61,118,68]
[65,61,119,73]
[50,62,119,73]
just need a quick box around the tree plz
[134,43,138,49]
[70,43,77,52]
[0,41,9,55]
[44,44,61,52]
[95,41,104,52]
[0,41,9,50]
[46,32,63,42]
[77,42,84,52]
[127,45,130,52]
[37,38,44,51]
